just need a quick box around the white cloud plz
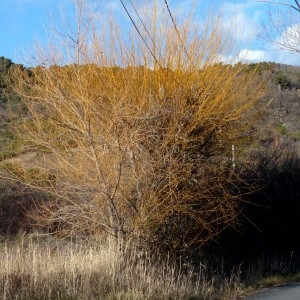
[275,23,300,53]
[220,1,262,43]
[238,49,266,62]
[264,49,300,66]
[216,47,300,66]
[103,0,121,11]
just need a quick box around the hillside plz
[0,59,300,243]
[1,61,300,159]
[237,62,300,153]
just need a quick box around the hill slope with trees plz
[0,59,300,253]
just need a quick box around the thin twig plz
[164,0,192,63]
[255,0,300,12]
[119,0,163,68]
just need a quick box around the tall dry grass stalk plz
[3,0,266,247]
[0,235,244,300]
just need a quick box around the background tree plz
[274,70,292,89]
[3,0,265,250]
[257,0,300,53]
[0,57,14,104]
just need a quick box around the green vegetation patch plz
[275,123,287,135]
[0,162,55,188]
[274,71,292,89]
[288,130,300,140]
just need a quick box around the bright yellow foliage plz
[7,0,266,248]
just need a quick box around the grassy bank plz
[0,234,254,300]
[2,235,300,300]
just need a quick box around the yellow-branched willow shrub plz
[6,0,265,248]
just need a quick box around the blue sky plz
[0,0,299,66]
[0,0,55,62]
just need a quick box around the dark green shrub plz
[274,71,292,89]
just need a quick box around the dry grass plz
[0,234,248,300]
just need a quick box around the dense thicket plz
[0,0,266,251]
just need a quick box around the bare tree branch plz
[255,0,300,12]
